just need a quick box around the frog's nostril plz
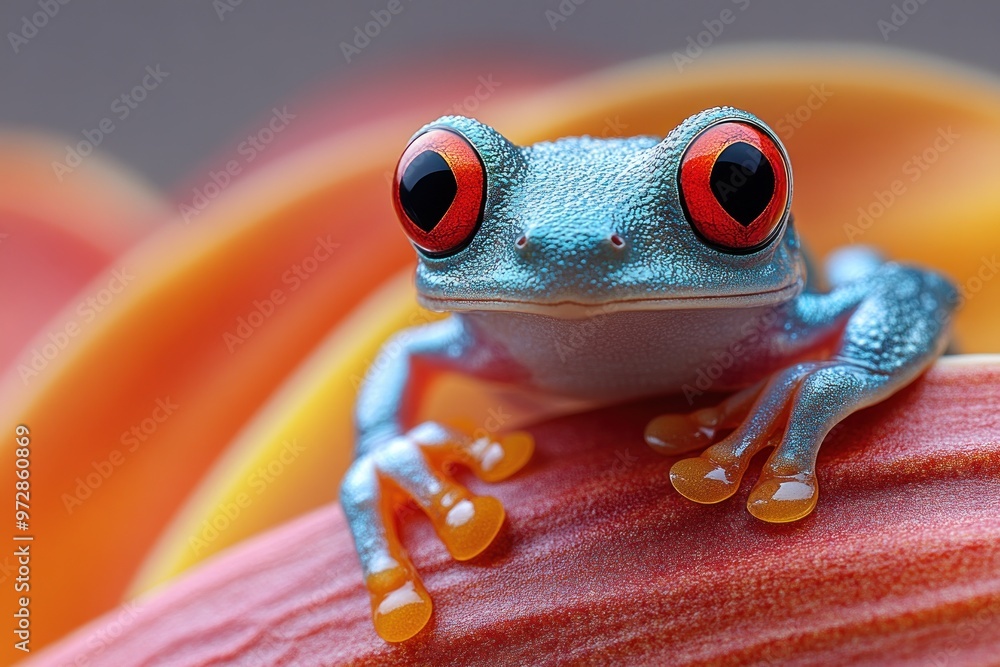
[514,230,624,259]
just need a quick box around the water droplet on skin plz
[376,581,424,616]
[704,467,729,483]
[446,499,475,527]
[771,480,813,501]
[746,476,818,523]
[669,457,742,504]
[479,442,504,472]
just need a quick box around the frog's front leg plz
[647,261,958,523]
[340,316,533,642]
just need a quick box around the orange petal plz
[26,357,1000,666]
[0,133,166,371]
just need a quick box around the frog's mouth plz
[418,276,804,319]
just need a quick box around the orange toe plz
[646,414,715,454]
[368,567,434,643]
[471,431,534,482]
[435,495,505,561]
[670,456,742,504]
[747,474,818,523]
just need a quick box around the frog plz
[339,106,958,642]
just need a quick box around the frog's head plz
[391,107,805,317]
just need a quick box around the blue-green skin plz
[341,107,957,605]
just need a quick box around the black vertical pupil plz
[709,142,775,226]
[399,151,457,232]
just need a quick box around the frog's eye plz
[678,120,789,254]
[392,128,486,257]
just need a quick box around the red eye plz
[392,128,485,257]
[678,121,789,253]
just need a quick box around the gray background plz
[2,1,997,188]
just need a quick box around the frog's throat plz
[417,276,805,320]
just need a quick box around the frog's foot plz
[664,360,890,523]
[340,423,533,642]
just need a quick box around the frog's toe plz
[645,413,716,454]
[435,495,506,560]
[669,453,742,503]
[670,360,890,523]
[646,381,766,455]
[409,422,535,483]
[367,564,434,643]
[747,472,818,523]
[446,430,534,484]
[669,429,782,504]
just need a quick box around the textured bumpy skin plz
[340,107,958,642]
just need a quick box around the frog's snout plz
[513,227,628,263]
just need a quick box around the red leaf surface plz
[29,357,1000,666]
